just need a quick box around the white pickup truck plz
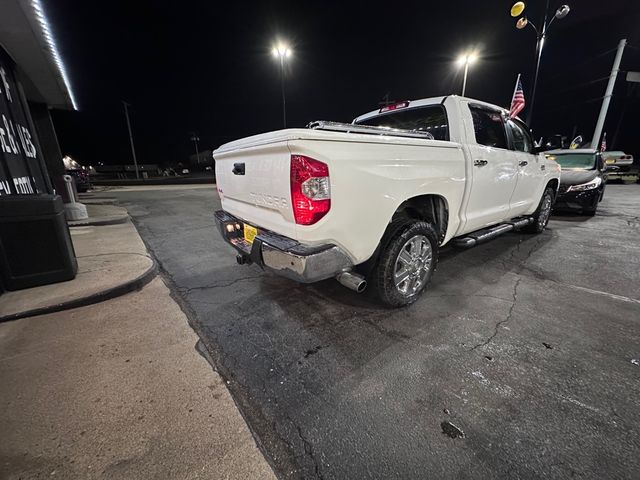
[214,96,560,306]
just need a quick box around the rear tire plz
[371,220,438,307]
[524,187,554,234]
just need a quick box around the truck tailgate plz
[214,137,295,238]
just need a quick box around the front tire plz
[371,220,438,307]
[524,187,554,233]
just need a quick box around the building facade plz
[0,0,78,291]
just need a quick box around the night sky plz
[48,0,640,167]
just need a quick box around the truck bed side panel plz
[287,139,466,263]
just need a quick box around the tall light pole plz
[591,39,627,149]
[510,1,571,126]
[272,43,292,128]
[457,52,479,97]
[122,101,140,179]
[190,132,200,164]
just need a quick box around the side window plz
[507,119,533,153]
[469,106,507,149]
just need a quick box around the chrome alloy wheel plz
[538,193,553,229]
[394,234,433,297]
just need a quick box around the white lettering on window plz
[13,176,34,194]
[13,123,36,158]
[0,180,11,195]
[22,125,36,158]
[2,115,19,154]
[0,67,11,102]
[0,123,8,153]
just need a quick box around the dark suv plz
[66,168,91,192]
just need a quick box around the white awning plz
[0,0,76,110]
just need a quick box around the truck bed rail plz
[307,121,435,140]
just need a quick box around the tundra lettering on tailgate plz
[249,191,288,210]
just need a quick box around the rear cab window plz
[354,105,449,141]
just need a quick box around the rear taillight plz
[290,155,330,225]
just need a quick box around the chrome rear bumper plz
[214,210,352,283]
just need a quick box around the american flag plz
[600,132,607,152]
[509,74,525,119]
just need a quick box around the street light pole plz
[457,52,478,96]
[510,1,570,126]
[272,42,292,129]
[122,100,139,179]
[462,61,469,96]
[280,55,286,128]
[527,0,550,126]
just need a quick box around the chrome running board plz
[452,217,534,248]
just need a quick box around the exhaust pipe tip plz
[336,271,367,293]
[236,254,249,265]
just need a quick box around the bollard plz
[62,174,88,221]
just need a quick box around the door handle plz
[232,163,245,175]
[519,160,528,167]
[474,159,488,167]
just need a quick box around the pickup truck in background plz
[213,96,561,306]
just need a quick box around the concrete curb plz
[78,198,119,205]
[0,258,158,322]
[92,177,215,186]
[68,214,130,227]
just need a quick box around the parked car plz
[213,96,561,306]
[546,149,606,215]
[602,150,638,181]
[66,168,91,192]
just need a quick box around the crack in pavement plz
[470,277,522,351]
[178,273,263,294]
[294,422,324,479]
[499,234,546,275]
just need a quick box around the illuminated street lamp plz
[511,1,570,125]
[457,52,478,97]
[272,42,292,128]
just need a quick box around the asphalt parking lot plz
[108,183,640,479]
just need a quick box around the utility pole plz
[378,92,395,108]
[122,101,140,179]
[190,132,200,164]
[591,39,627,149]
